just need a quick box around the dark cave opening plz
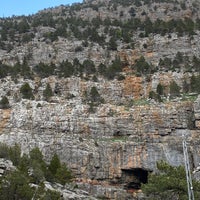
[121,168,149,190]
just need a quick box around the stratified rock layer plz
[0,88,199,198]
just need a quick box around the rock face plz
[0,75,199,199]
[44,181,98,200]
[1,0,200,199]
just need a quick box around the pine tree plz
[49,153,61,175]
[142,160,200,200]
[20,83,34,100]
[43,83,53,101]
[0,96,10,109]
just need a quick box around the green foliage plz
[0,144,72,199]
[0,143,21,166]
[104,57,123,80]
[142,161,200,200]
[190,75,200,94]
[55,164,73,185]
[43,83,53,101]
[156,83,164,96]
[8,144,21,166]
[0,96,10,109]
[0,62,11,78]
[30,160,45,184]
[0,170,34,200]
[20,58,33,79]
[18,154,30,173]
[29,147,44,164]
[149,91,162,102]
[108,36,118,50]
[58,60,74,78]
[0,143,10,159]
[169,80,180,98]
[20,83,34,100]
[192,56,200,72]
[49,154,61,175]
[33,62,55,78]
[82,59,96,75]
[89,86,103,103]
[129,7,136,17]
[133,56,153,76]
[18,18,30,33]
[29,147,47,182]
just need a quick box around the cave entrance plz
[121,168,149,190]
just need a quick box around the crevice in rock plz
[121,168,149,190]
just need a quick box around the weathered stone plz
[0,159,16,176]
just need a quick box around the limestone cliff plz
[0,75,199,199]
[0,0,200,199]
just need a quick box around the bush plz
[82,59,96,75]
[149,91,162,102]
[58,60,74,78]
[89,86,104,104]
[0,96,10,109]
[104,57,123,80]
[133,56,152,76]
[169,80,180,98]
[20,83,34,100]
[190,75,200,93]
[33,62,55,78]
[43,83,53,101]
[156,83,164,96]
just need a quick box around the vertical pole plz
[183,136,195,200]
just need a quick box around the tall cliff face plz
[1,0,200,199]
[0,75,199,199]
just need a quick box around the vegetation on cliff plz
[142,161,200,200]
[0,143,73,200]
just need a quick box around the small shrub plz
[20,83,34,100]
[169,80,180,98]
[0,96,10,109]
[43,83,53,101]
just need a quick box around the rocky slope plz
[0,0,200,199]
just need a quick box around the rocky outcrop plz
[44,181,98,200]
[0,159,16,176]
[0,85,199,198]
[0,72,198,199]
[1,1,200,199]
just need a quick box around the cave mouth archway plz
[121,168,149,190]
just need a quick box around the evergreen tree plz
[156,83,164,96]
[43,83,53,101]
[0,96,10,109]
[169,80,180,97]
[55,164,73,185]
[133,56,152,76]
[20,83,34,100]
[142,160,200,200]
[89,86,104,104]
[0,170,34,200]
[49,153,61,175]
[190,75,200,93]
[108,36,118,50]
[9,143,21,166]
[82,59,96,75]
